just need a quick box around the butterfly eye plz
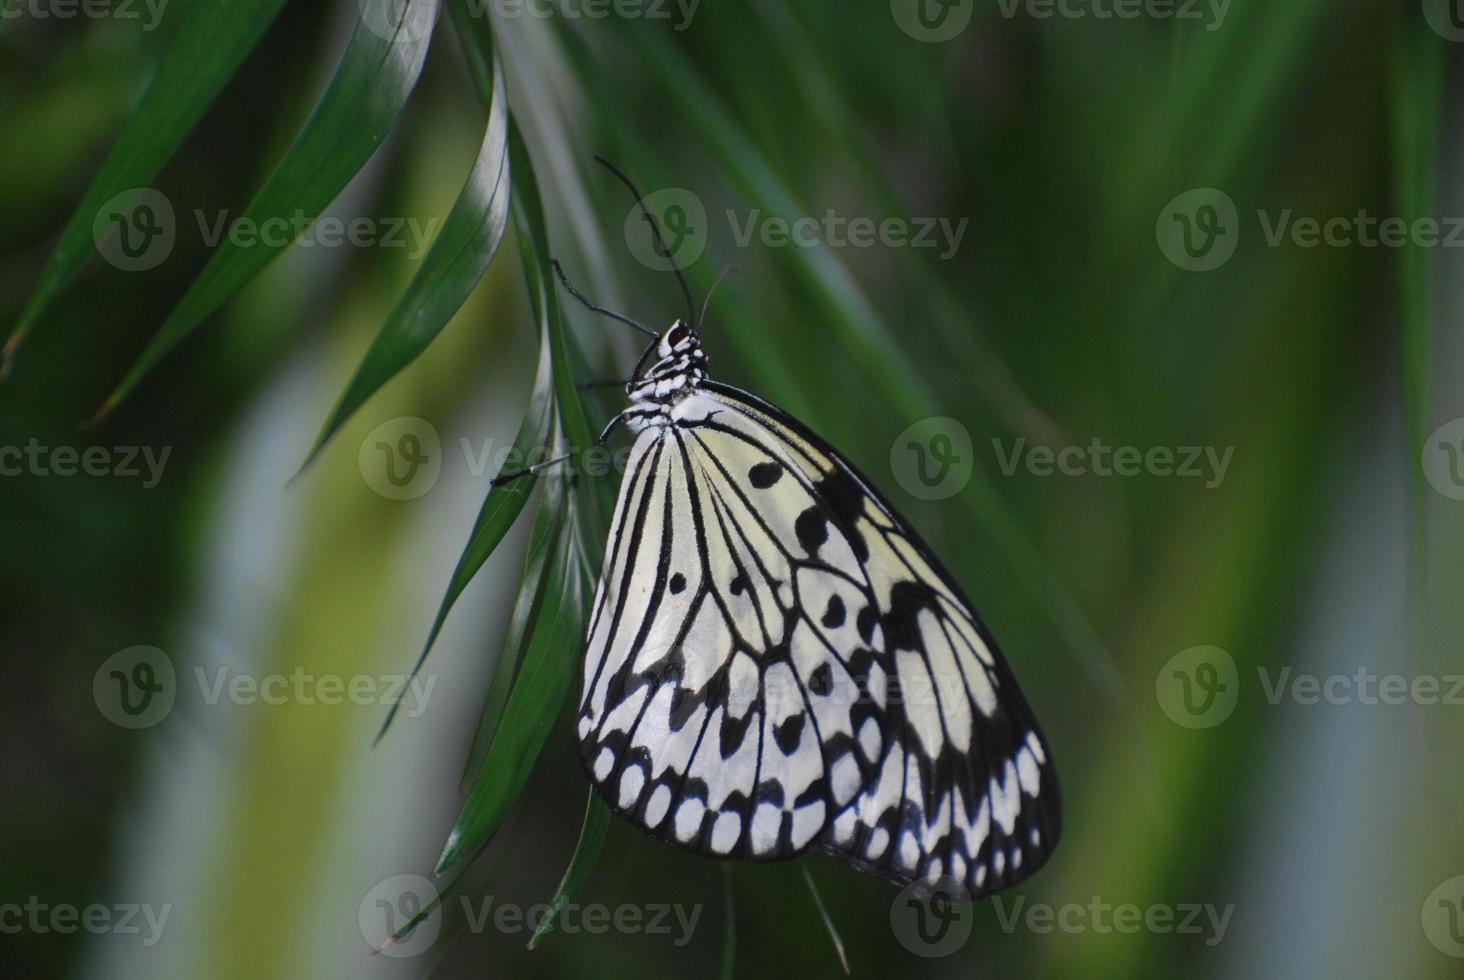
[666,323,689,347]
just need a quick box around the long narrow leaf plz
[800,863,849,975]
[300,42,510,469]
[459,473,562,787]
[93,0,441,419]
[374,328,555,743]
[527,791,611,949]
[434,515,584,872]
[3,0,291,375]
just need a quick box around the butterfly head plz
[658,319,704,362]
[627,319,708,411]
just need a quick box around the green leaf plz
[299,39,510,470]
[458,474,562,787]
[3,0,292,375]
[433,117,608,874]
[434,512,585,873]
[1390,13,1443,611]
[527,791,611,949]
[719,866,736,980]
[93,0,441,419]
[800,863,849,975]
[373,333,556,744]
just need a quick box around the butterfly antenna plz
[593,155,697,325]
[697,264,739,330]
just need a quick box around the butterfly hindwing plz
[577,379,1060,898]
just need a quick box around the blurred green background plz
[2,0,1463,977]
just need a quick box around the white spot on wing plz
[711,811,742,853]
[645,785,672,826]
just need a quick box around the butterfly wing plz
[578,382,1060,898]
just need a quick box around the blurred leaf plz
[800,863,849,975]
[459,473,562,786]
[527,791,611,949]
[719,866,736,980]
[300,37,510,470]
[3,0,291,374]
[93,0,441,419]
[1390,12,1443,611]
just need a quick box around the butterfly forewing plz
[577,370,1059,899]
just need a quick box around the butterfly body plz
[578,318,1060,900]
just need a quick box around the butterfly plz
[543,298,1060,902]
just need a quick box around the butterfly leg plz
[552,260,659,339]
[489,411,630,487]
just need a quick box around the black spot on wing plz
[820,595,846,628]
[669,572,687,595]
[884,580,940,651]
[749,461,783,488]
[719,709,757,759]
[812,469,870,561]
[795,507,828,555]
[773,713,806,754]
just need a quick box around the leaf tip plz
[79,400,114,431]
